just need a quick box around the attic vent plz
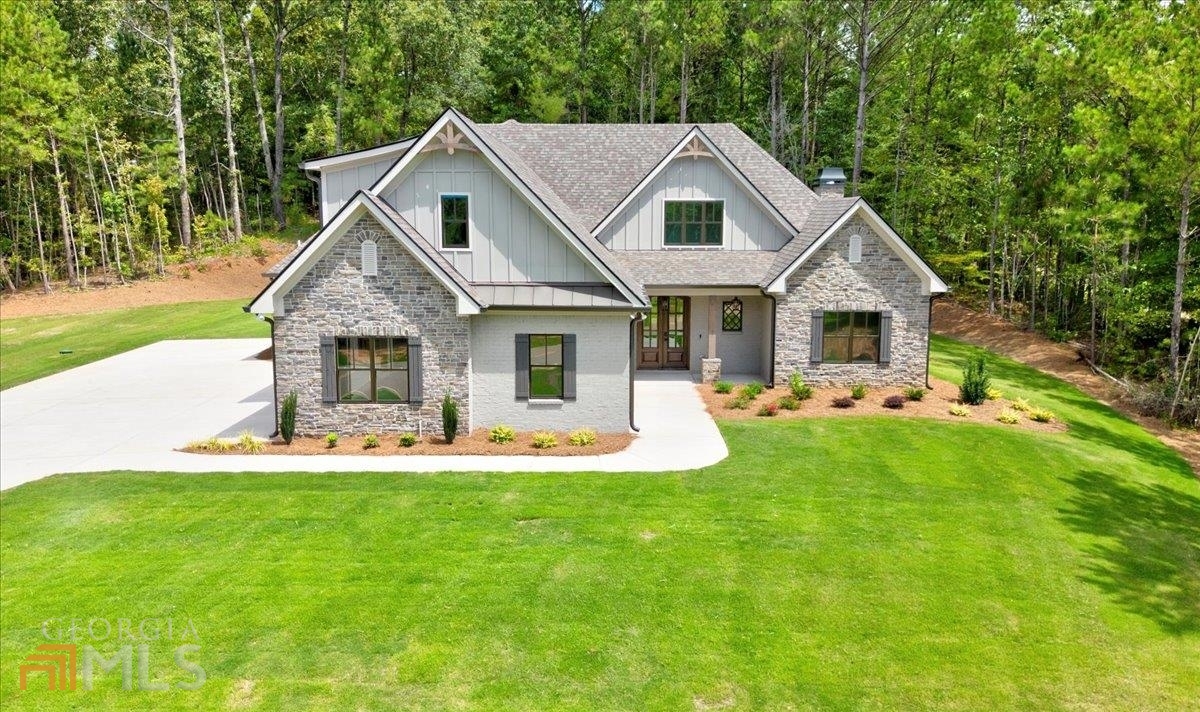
[848,233,863,264]
[361,240,378,276]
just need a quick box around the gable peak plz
[421,121,476,156]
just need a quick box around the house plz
[248,108,948,436]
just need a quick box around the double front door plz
[638,296,689,369]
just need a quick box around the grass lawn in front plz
[0,299,267,389]
[1,339,1197,710]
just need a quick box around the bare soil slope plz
[933,300,1200,475]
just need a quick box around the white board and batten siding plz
[598,156,792,251]
[321,158,398,223]
[383,151,605,283]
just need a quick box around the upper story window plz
[664,200,723,246]
[440,194,470,250]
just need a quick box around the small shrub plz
[713,380,734,394]
[568,428,597,446]
[1010,397,1032,412]
[190,436,232,452]
[398,433,418,447]
[280,391,298,444]
[363,433,380,449]
[883,395,906,409]
[960,353,991,405]
[727,395,752,410]
[777,395,800,411]
[832,396,855,409]
[238,429,265,454]
[903,386,926,401]
[850,384,868,400]
[788,373,814,400]
[757,403,779,417]
[997,408,1020,425]
[949,404,971,417]
[489,425,517,444]
[532,431,558,449]
[441,393,459,444]
[985,386,1003,401]
[1028,408,1055,423]
[741,381,765,399]
[325,432,339,449]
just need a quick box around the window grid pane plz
[722,300,743,331]
[335,336,409,403]
[441,195,469,248]
[821,312,881,365]
[529,334,565,399]
[664,201,723,247]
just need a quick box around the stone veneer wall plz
[273,214,471,435]
[775,216,930,386]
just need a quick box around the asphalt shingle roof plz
[611,251,780,288]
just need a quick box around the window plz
[440,194,469,249]
[335,337,409,402]
[664,200,723,246]
[528,334,564,399]
[822,311,881,364]
[722,298,743,332]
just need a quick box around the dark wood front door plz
[638,296,689,369]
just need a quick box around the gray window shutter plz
[879,311,893,365]
[563,333,577,400]
[407,336,423,402]
[320,335,337,403]
[515,333,530,400]
[810,310,824,364]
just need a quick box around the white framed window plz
[438,193,471,250]
[360,239,378,276]
[848,233,863,263]
[663,199,724,247]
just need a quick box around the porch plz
[636,291,773,384]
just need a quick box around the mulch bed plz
[182,429,634,457]
[698,377,1068,434]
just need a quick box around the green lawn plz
[1,338,1197,710]
[0,300,267,389]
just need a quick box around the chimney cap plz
[817,166,846,184]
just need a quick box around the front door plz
[638,296,689,369]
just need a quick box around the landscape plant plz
[741,382,765,399]
[489,425,517,444]
[757,403,779,417]
[850,384,868,400]
[903,386,926,401]
[531,431,557,449]
[363,433,380,449]
[777,396,800,410]
[949,404,971,417]
[960,353,991,405]
[238,430,265,454]
[727,396,751,410]
[398,433,418,447]
[997,409,1021,425]
[1029,408,1056,423]
[788,373,814,400]
[832,396,855,409]
[883,395,906,409]
[442,393,459,444]
[568,428,597,446]
[325,432,339,449]
[713,381,734,394]
[280,391,298,444]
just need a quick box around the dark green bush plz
[741,381,765,399]
[280,391,297,444]
[959,354,991,405]
[713,380,734,394]
[442,393,459,444]
[903,386,926,401]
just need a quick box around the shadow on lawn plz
[1059,470,1200,635]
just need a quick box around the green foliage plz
[741,382,765,399]
[727,395,751,410]
[489,425,516,444]
[568,428,597,447]
[531,431,557,449]
[363,433,380,449]
[238,430,265,454]
[1010,398,1032,412]
[442,393,459,444]
[949,404,971,418]
[985,387,1003,401]
[903,386,926,401]
[757,403,779,417]
[713,380,734,394]
[325,432,339,449]
[777,396,800,411]
[788,373,814,400]
[850,384,868,400]
[398,433,418,448]
[960,354,991,406]
[280,391,298,445]
[188,436,232,453]
[1029,408,1056,423]
[997,409,1021,425]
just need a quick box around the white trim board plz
[766,201,949,296]
[248,192,483,317]
[298,138,417,172]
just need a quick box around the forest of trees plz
[1,0,1197,416]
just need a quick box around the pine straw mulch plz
[698,376,1068,434]
[182,429,634,457]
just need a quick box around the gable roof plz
[247,190,485,316]
[297,136,418,172]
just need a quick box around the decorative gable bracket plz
[420,123,477,155]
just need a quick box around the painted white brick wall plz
[470,312,632,433]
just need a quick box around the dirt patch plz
[0,243,292,319]
[698,377,1067,434]
[182,429,634,457]
[933,300,1200,475]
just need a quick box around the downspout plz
[765,293,777,389]
[926,295,936,389]
[243,304,280,437]
[629,312,645,432]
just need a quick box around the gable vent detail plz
[848,233,863,264]
[361,239,378,276]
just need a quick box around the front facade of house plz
[249,109,947,436]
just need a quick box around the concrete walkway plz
[0,339,727,490]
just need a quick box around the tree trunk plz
[28,168,50,293]
[679,39,689,124]
[270,0,287,229]
[852,3,871,197]
[49,133,79,288]
[215,1,244,241]
[769,47,783,160]
[1171,178,1192,378]
[162,0,193,249]
[335,0,351,151]
[799,39,812,179]
[241,13,274,232]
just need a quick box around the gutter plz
[628,312,645,432]
[926,294,939,390]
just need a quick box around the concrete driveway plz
[0,339,726,490]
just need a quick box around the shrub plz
[191,436,232,452]
[777,395,800,411]
[727,395,752,410]
[531,431,558,449]
[757,403,779,417]
[1010,397,1032,412]
[441,393,459,444]
[949,404,971,417]
[985,386,1003,401]
[741,381,765,399]
[832,396,855,408]
[788,373,814,400]
[489,425,516,444]
[568,428,597,446]
[903,386,926,401]
[280,391,298,444]
[959,353,991,405]
[883,395,906,409]
[238,429,265,454]
[713,380,734,394]
[325,432,339,449]
[850,384,868,400]
[362,433,380,449]
[997,408,1020,425]
[398,433,418,448]
[1028,408,1055,423]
